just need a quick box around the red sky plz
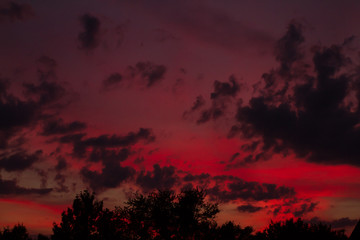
[1,0,360,236]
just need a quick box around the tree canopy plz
[0,188,352,240]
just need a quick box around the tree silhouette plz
[52,190,118,240]
[0,224,31,240]
[216,221,254,240]
[255,218,348,240]
[37,234,50,240]
[49,189,352,240]
[120,188,219,239]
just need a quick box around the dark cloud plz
[308,217,359,229]
[136,164,178,192]
[35,168,48,188]
[41,118,86,136]
[69,128,155,192]
[208,176,295,202]
[229,152,240,162]
[0,56,70,149]
[83,128,155,148]
[128,61,167,87]
[23,56,71,108]
[0,150,42,172]
[267,197,316,217]
[59,128,154,158]
[81,148,135,192]
[182,95,205,119]
[102,73,123,90]
[58,128,155,192]
[0,1,34,22]
[54,173,69,193]
[0,88,39,148]
[224,152,270,170]
[78,14,101,50]
[0,176,52,195]
[54,157,67,171]
[183,173,210,182]
[195,75,241,124]
[237,204,263,213]
[53,157,69,193]
[231,22,360,166]
[211,76,240,99]
[293,202,318,217]
[275,21,304,75]
[23,79,66,106]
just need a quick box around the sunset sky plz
[1,0,360,236]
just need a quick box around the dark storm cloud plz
[308,217,359,229]
[102,73,123,90]
[0,1,34,22]
[237,204,263,213]
[208,176,295,202]
[128,61,167,87]
[78,13,101,50]
[0,150,42,172]
[195,75,241,124]
[41,118,86,136]
[230,22,360,166]
[0,176,52,195]
[81,148,135,192]
[136,164,178,192]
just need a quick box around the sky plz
[1,0,360,236]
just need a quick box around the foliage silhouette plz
[36,234,50,240]
[255,218,348,240]
[51,190,127,240]
[0,224,31,240]
[120,188,220,239]
[2,188,352,239]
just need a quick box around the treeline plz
[0,188,349,240]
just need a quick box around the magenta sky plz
[1,0,360,235]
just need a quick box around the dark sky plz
[1,0,360,235]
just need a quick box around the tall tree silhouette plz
[52,190,126,240]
